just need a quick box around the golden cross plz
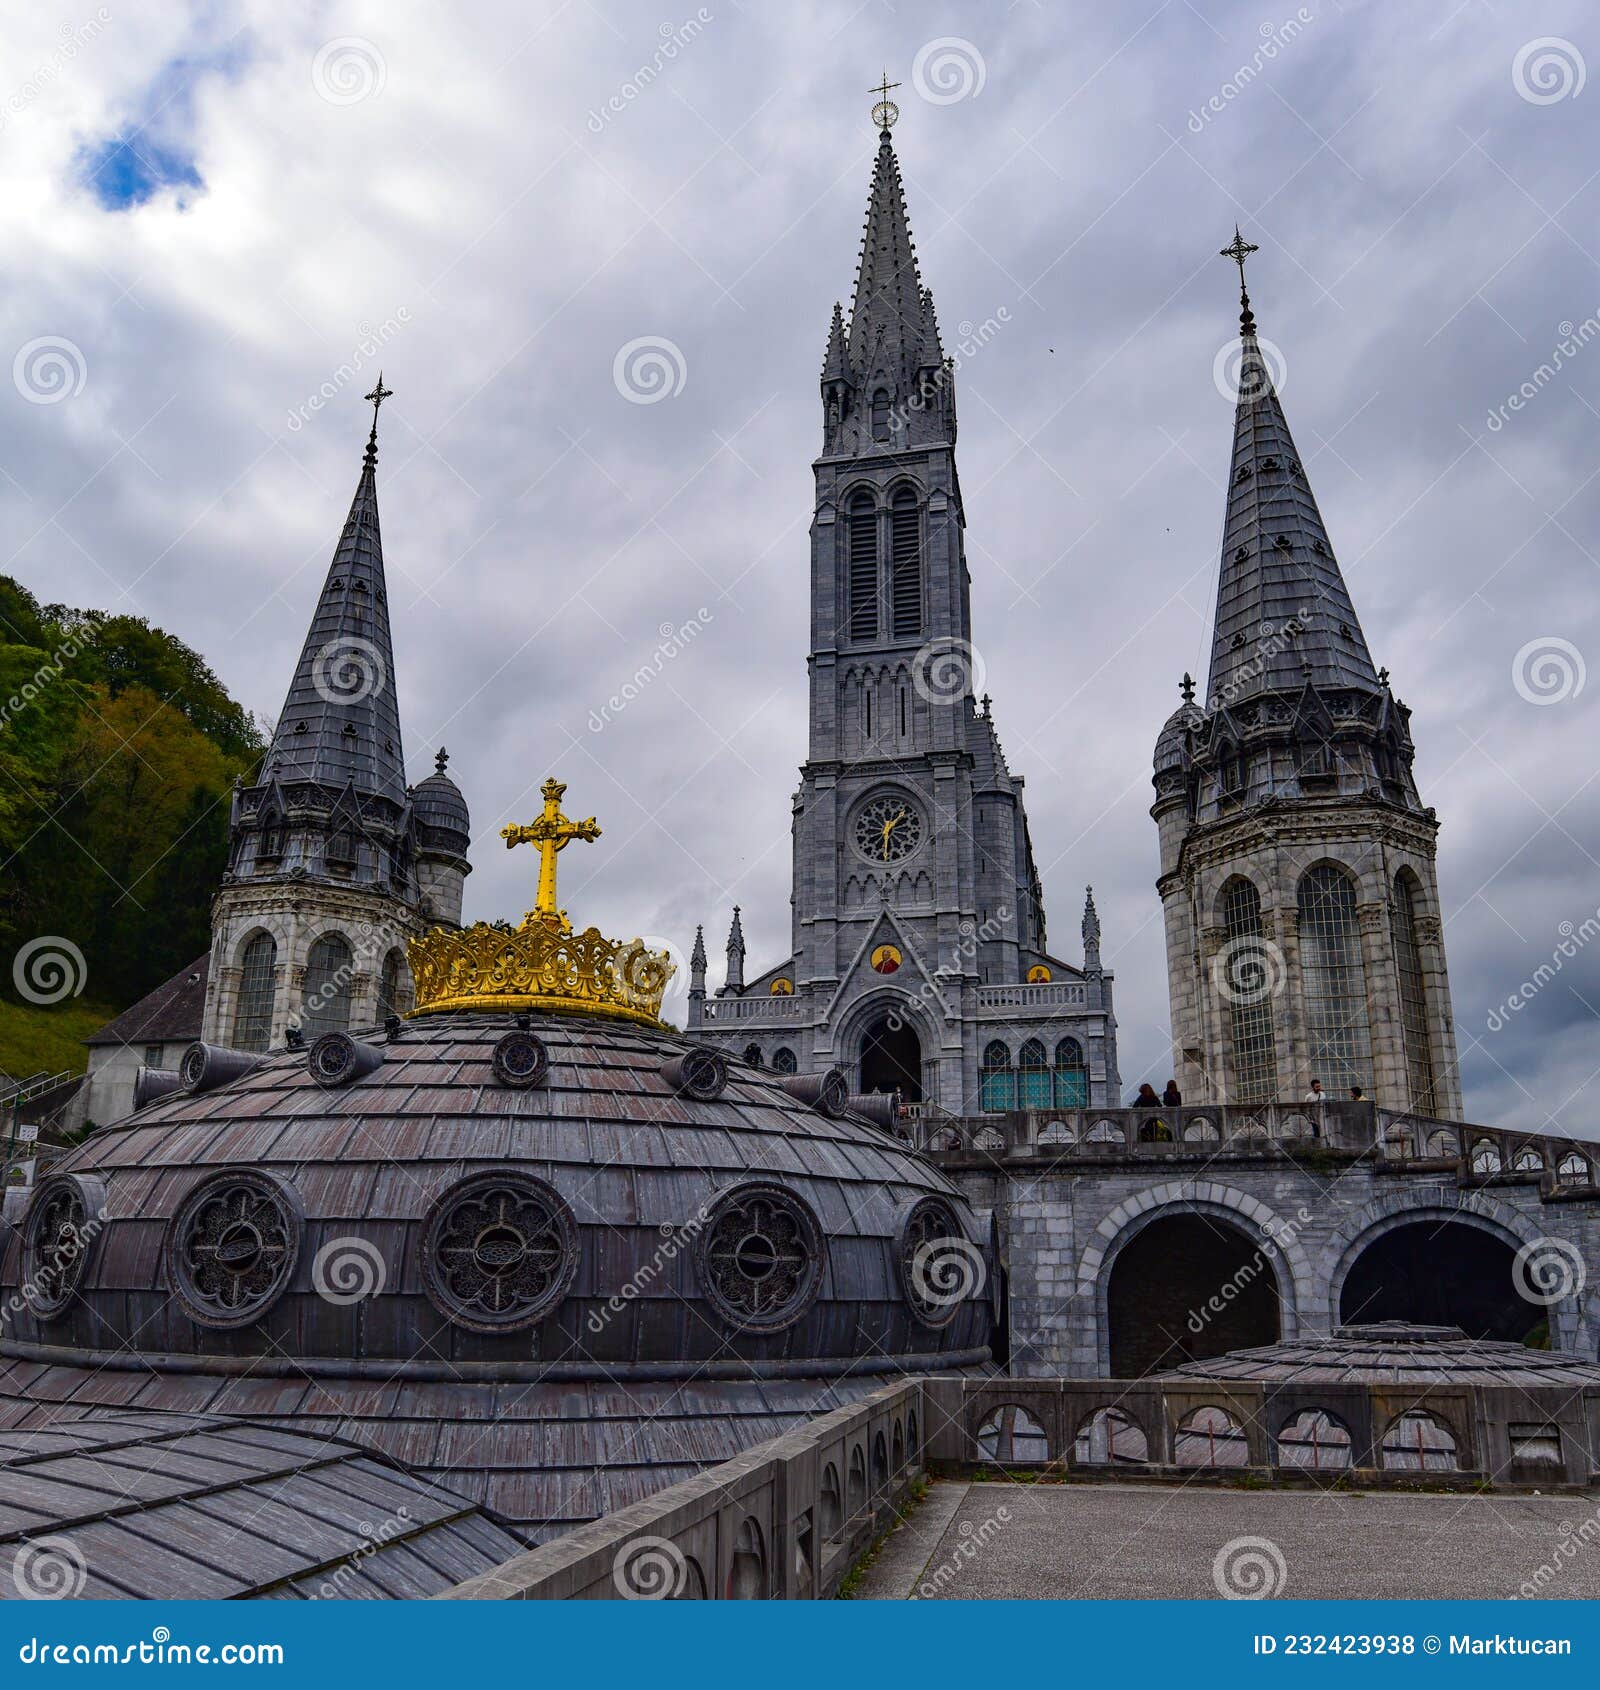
[501,777,601,922]
[870,69,900,132]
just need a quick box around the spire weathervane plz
[1219,227,1259,333]
[362,373,393,463]
[870,70,900,133]
[501,777,602,925]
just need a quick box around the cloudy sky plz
[4,0,1598,1133]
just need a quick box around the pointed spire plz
[1082,886,1102,975]
[1205,238,1379,708]
[847,126,936,386]
[725,906,746,993]
[691,924,707,970]
[260,394,407,807]
[821,301,849,384]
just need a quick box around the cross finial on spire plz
[1219,227,1259,334]
[870,70,900,133]
[362,373,393,464]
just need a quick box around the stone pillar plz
[1358,898,1405,1107]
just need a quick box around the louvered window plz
[848,493,878,640]
[890,487,921,638]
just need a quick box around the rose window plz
[422,1172,577,1333]
[25,1175,101,1319]
[697,1183,823,1333]
[167,1171,301,1330]
[897,1197,972,1328]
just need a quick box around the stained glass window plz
[979,1040,1014,1112]
[1053,1037,1088,1106]
[232,933,277,1053]
[1221,877,1276,1105]
[1018,1038,1051,1109]
[1297,864,1372,1096]
[1390,873,1437,1115]
[301,933,353,1040]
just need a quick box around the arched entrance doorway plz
[1106,1213,1281,1376]
[859,1014,921,1102]
[1339,1218,1541,1343]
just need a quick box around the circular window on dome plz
[696,1182,824,1334]
[421,1171,578,1334]
[24,1174,105,1320]
[166,1170,302,1331]
[897,1197,980,1328]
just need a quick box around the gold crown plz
[407,777,675,1025]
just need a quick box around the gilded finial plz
[363,373,393,464]
[870,70,900,134]
[409,774,673,1024]
[1219,227,1259,335]
[501,777,602,925]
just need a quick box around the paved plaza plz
[854,1481,1600,1601]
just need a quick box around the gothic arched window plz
[232,933,277,1053]
[772,1046,798,1074]
[871,389,890,442]
[1297,864,1372,1097]
[1053,1038,1088,1107]
[979,1040,1014,1113]
[1390,872,1437,1115]
[377,948,406,1024]
[890,487,922,639]
[301,932,353,1040]
[847,492,878,642]
[1018,1038,1050,1109]
[1220,876,1276,1106]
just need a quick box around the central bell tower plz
[691,97,1119,1117]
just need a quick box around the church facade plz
[687,125,1119,1116]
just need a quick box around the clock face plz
[853,795,923,863]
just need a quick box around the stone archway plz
[1077,1183,1313,1377]
[1320,1192,1581,1350]
[859,1014,921,1101]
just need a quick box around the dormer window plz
[1299,740,1334,779]
[1220,753,1244,795]
[259,824,286,859]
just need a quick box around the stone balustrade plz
[441,1371,1600,1599]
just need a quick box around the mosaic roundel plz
[166,1170,303,1330]
[421,1171,578,1334]
[24,1174,104,1320]
[896,1197,973,1329]
[695,1182,824,1334]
